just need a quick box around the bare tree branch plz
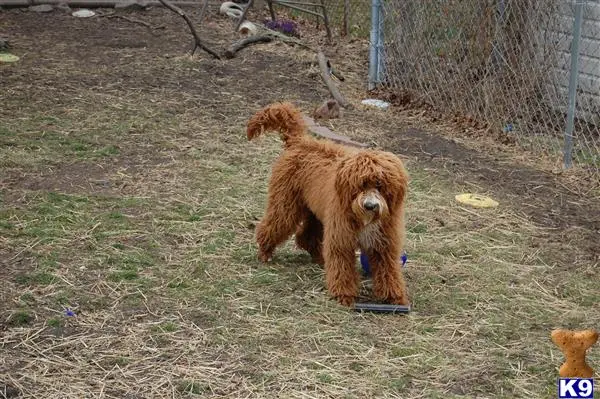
[157,0,221,59]
[102,14,165,31]
[266,0,276,20]
[198,0,209,22]
[303,115,368,148]
[234,0,255,32]
[224,35,273,59]
[262,27,315,51]
[317,51,351,109]
[319,0,332,43]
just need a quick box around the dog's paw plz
[389,295,409,306]
[336,295,356,307]
[258,251,273,263]
[374,284,409,306]
[259,255,273,263]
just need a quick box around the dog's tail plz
[247,102,306,145]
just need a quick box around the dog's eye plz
[375,180,382,189]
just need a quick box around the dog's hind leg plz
[256,189,306,263]
[295,212,324,265]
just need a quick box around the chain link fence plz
[320,0,371,37]
[368,0,600,177]
[282,1,600,177]
[307,1,600,177]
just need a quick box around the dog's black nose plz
[364,201,379,211]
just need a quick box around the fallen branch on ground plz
[224,35,273,59]
[317,51,351,109]
[157,0,221,59]
[302,59,345,81]
[224,26,313,58]
[303,115,368,148]
[99,13,164,30]
[261,27,315,51]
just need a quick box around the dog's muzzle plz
[362,193,382,213]
[364,199,380,212]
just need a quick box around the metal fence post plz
[368,0,381,90]
[376,0,385,84]
[491,0,506,71]
[563,0,584,169]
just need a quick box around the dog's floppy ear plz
[378,152,409,206]
[335,157,359,207]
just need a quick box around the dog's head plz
[335,151,408,225]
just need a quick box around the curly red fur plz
[247,102,307,147]
[247,102,410,307]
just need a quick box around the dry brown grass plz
[1,7,599,399]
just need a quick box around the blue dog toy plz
[360,251,407,276]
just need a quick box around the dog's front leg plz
[323,231,359,307]
[367,222,409,305]
[368,249,409,305]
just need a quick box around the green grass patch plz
[408,222,428,234]
[8,310,33,326]
[152,321,178,333]
[167,277,191,290]
[108,267,140,282]
[94,145,120,158]
[177,381,208,395]
[19,293,35,305]
[317,373,334,384]
[47,318,62,328]
[15,271,56,286]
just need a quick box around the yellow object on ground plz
[455,193,499,208]
[0,53,19,63]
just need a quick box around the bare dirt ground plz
[1,6,599,399]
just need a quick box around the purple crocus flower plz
[264,19,299,37]
[265,20,279,30]
[280,20,297,35]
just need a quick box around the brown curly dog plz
[247,102,410,307]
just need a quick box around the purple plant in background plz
[279,20,297,36]
[264,19,299,38]
[265,19,279,30]
[64,308,76,317]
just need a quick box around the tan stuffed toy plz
[551,329,598,378]
[312,99,341,120]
